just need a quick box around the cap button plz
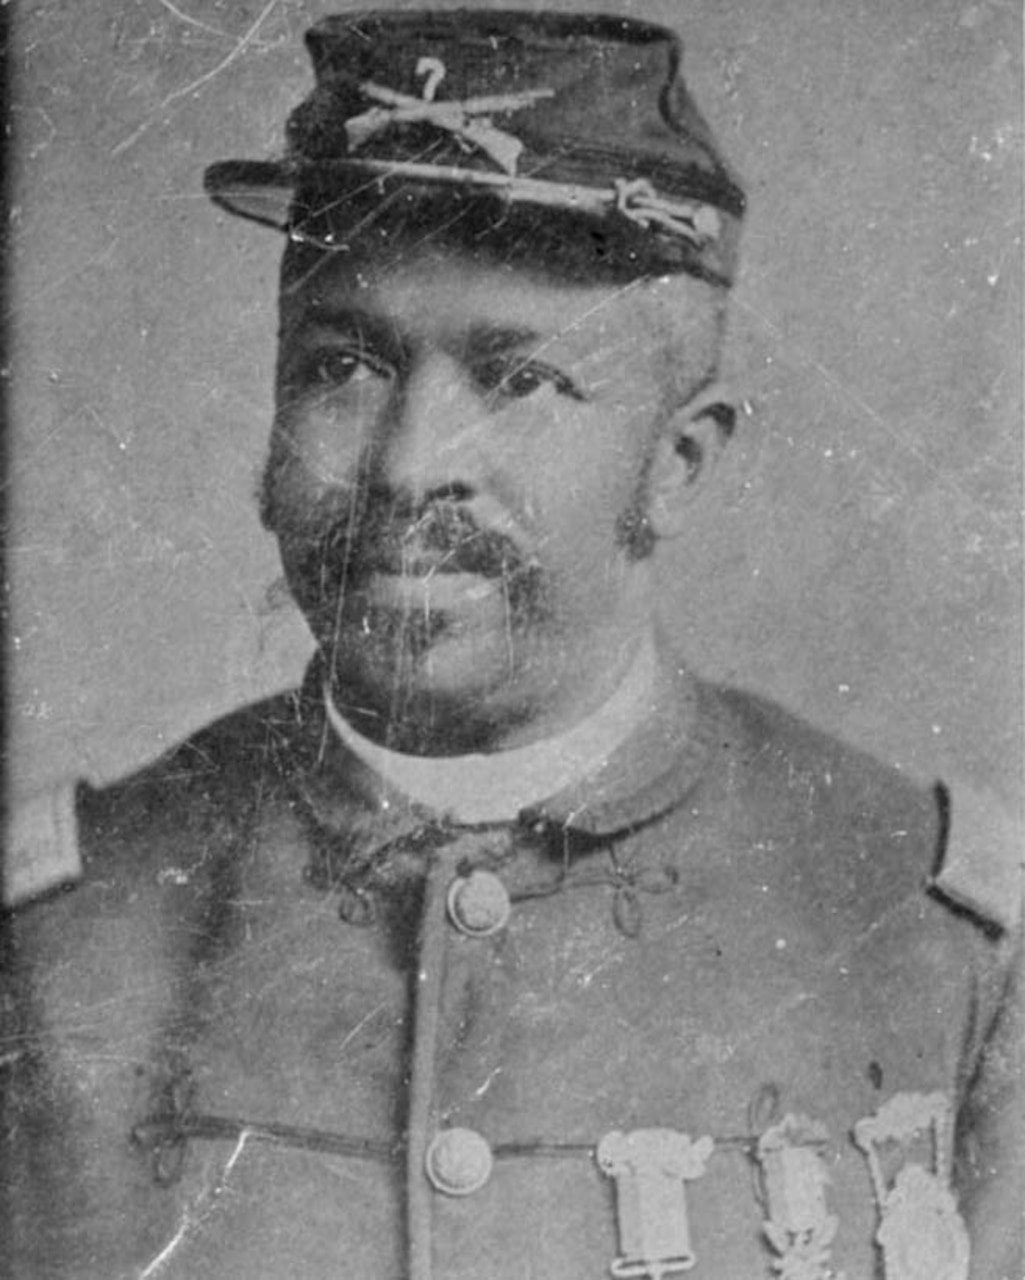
[447,870,511,937]
[425,1127,493,1196]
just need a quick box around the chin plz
[325,623,537,753]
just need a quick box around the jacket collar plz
[287,638,717,876]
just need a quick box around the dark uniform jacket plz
[2,657,1020,1279]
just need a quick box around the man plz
[2,10,1020,1279]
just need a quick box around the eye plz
[477,357,585,403]
[303,346,393,390]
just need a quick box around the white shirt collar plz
[324,632,658,823]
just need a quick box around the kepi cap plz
[205,10,745,284]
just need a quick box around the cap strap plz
[293,156,719,256]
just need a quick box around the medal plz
[755,1113,843,1280]
[597,1129,714,1278]
[853,1092,969,1280]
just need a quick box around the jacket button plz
[447,870,511,936]
[425,1128,493,1196]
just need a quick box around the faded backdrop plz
[8,0,1022,805]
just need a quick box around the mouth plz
[366,569,501,608]
[366,539,518,579]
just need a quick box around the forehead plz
[279,243,675,360]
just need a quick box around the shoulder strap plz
[929,781,1022,933]
[3,779,83,908]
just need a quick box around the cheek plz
[263,412,364,548]
[273,392,375,492]
[521,416,650,549]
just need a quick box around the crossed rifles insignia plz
[345,55,554,177]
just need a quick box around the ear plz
[648,385,736,539]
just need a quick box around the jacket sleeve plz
[1,795,182,1279]
[958,938,1023,1280]
[932,783,1024,1280]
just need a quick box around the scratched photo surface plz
[3,2,1022,1278]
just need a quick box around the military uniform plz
[2,654,1020,1278]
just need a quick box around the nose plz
[374,351,485,500]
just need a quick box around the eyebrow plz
[291,309,563,378]
[295,305,397,347]
[464,325,546,357]
[297,305,545,356]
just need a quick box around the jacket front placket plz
[402,827,517,1280]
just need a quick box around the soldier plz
[2,10,1020,1279]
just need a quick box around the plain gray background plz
[8,0,1022,809]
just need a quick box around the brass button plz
[447,870,511,937]
[425,1127,493,1196]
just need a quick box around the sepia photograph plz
[3,2,1021,1276]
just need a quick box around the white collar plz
[324,632,658,823]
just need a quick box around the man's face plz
[265,242,711,751]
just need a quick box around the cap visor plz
[204,160,295,230]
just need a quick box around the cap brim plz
[204,160,295,230]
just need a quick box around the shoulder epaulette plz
[3,779,83,909]
[929,781,1022,933]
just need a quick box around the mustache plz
[315,495,532,582]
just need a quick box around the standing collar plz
[532,647,715,835]
[292,634,716,850]
[323,632,658,824]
